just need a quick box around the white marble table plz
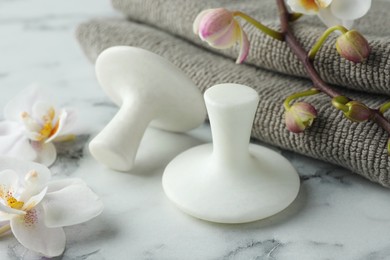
[1,0,390,259]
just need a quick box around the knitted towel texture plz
[77,18,390,187]
[110,0,390,96]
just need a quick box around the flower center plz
[21,107,60,142]
[0,187,24,210]
[6,196,24,210]
[300,0,319,12]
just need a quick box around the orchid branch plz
[275,0,390,135]
[192,4,390,145]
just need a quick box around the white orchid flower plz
[0,157,103,257]
[286,0,372,28]
[0,85,77,166]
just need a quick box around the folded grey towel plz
[77,18,390,187]
[111,0,390,96]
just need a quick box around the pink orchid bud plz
[343,101,372,122]
[336,30,370,63]
[193,8,249,64]
[285,102,317,133]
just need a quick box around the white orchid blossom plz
[0,85,77,166]
[0,157,103,257]
[286,0,372,28]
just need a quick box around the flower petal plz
[193,9,212,34]
[13,141,37,163]
[31,101,57,125]
[208,21,240,49]
[0,212,13,221]
[9,138,37,162]
[20,112,41,134]
[59,108,81,135]
[199,8,234,41]
[0,169,19,195]
[0,169,25,215]
[0,121,37,162]
[3,85,47,122]
[315,0,332,8]
[10,205,65,257]
[285,109,305,133]
[0,121,23,140]
[22,187,47,211]
[331,0,371,20]
[32,142,57,167]
[45,109,78,143]
[0,201,25,215]
[318,7,344,28]
[287,0,319,15]
[236,27,250,64]
[42,184,103,227]
[0,157,51,195]
[46,178,86,193]
[45,112,66,144]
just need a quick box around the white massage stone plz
[163,83,300,224]
[89,46,206,171]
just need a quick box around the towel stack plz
[77,0,390,187]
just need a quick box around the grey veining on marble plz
[1,0,390,259]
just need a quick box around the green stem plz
[284,88,320,110]
[331,96,350,112]
[379,101,390,114]
[233,11,284,41]
[0,224,10,236]
[308,25,349,60]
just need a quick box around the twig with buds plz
[275,0,390,149]
[193,1,390,153]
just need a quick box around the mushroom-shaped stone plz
[89,46,206,171]
[163,83,300,224]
